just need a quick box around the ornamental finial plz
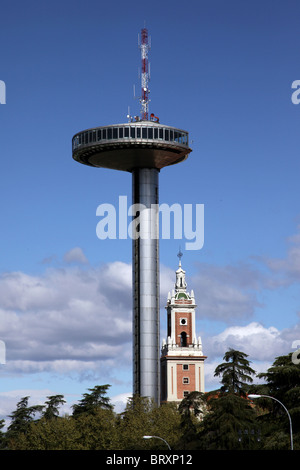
[177,247,183,266]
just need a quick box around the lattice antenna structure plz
[139,27,150,121]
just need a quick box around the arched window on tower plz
[180,332,187,347]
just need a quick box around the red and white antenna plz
[139,27,150,121]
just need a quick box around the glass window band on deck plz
[72,125,189,151]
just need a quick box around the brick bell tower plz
[160,253,207,403]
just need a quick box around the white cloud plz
[0,256,172,386]
[205,322,288,361]
[0,230,299,402]
[111,392,132,413]
[63,247,89,265]
[0,258,133,380]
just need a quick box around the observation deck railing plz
[72,122,189,152]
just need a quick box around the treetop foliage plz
[1,349,299,450]
[214,349,256,396]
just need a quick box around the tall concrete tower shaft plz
[72,29,192,405]
[132,168,159,400]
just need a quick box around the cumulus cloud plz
[1,229,300,397]
[205,322,290,362]
[111,392,132,414]
[201,321,299,391]
[0,254,133,380]
[63,247,89,265]
[0,253,177,386]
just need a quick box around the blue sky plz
[0,0,300,421]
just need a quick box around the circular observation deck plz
[72,121,192,172]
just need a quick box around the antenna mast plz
[140,27,150,121]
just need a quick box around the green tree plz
[214,349,256,396]
[0,419,6,449]
[197,350,258,450]
[75,408,119,450]
[252,353,300,450]
[178,391,207,419]
[72,384,112,417]
[117,395,155,449]
[117,395,182,450]
[15,416,82,450]
[149,402,182,450]
[198,392,259,450]
[6,396,44,449]
[177,392,207,450]
[42,395,66,420]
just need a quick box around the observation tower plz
[72,28,192,405]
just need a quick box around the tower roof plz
[175,261,187,293]
[165,253,195,304]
